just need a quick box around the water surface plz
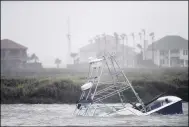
[1,103,188,126]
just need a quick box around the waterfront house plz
[1,39,28,70]
[145,35,188,67]
[78,34,137,68]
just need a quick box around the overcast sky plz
[1,1,188,68]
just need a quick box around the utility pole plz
[66,16,72,66]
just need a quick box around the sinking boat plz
[73,53,183,116]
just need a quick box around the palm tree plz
[70,53,77,64]
[142,29,146,40]
[55,58,61,68]
[26,54,31,61]
[139,32,142,41]
[120,34,126,68]
[95,35,101,54]
[149,32,155,63]
[139,32,142,45]
[141,29,146,60]
[30,53,39,63]
[114,32,119,54]
[102,33,106,55]
[138,32,143,52]
[131,33,135,67]
[125,34,128,46]
[124,34,128,67]
[95,35,100,56]
[131,33,135,50]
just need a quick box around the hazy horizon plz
[1,1,188,68]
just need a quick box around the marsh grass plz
[1,67,188,103]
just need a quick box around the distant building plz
[78,35,137,68]
[146,35,188,67]
[1,39,43,73]
[1,39,28,70]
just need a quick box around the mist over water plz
[1,1,188,67]
[1,1,188,127]
[1,103,188,126]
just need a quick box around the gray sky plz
[1,1,188,68]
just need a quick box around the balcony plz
[170,52,180,57]
[1,55,27,61]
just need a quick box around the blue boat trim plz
[155,101,183,115]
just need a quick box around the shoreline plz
[1,78,188,104]
[1,68,188,104]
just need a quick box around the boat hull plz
[155,100,183,115]
[74,96,183,116]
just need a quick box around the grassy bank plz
[1,68,188,104]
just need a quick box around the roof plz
[80,43,97,52]
[147,35,188,50]
[1,39,27,50]
[80,35,135,53]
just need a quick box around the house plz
[145,35,188,67]
[1,39,28,70]
[78,35,137,68]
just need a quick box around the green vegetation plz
[1,78,81,104]
[1,67,188,104]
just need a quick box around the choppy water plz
[1,103,188,126]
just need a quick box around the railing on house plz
[1,55,27,61]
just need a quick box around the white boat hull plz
[75,96,183,117]
[101,96,183,117]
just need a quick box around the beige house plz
[78,35,137,68]
[146,35,188,67]
[1,39,43,72]
[1,39,28,70]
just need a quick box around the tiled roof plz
[147,35,188,50]
[1,39,27,49]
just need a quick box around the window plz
[185,60,188,66]
[160,59,165,64]
[171,49,179,54]
[1,51,6,58]
[166,59,169,64]
[183,50,188,55]
[160,50,168,56]
[160,51,165,55]
[9,49,20,56]
[180,59,184,66]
